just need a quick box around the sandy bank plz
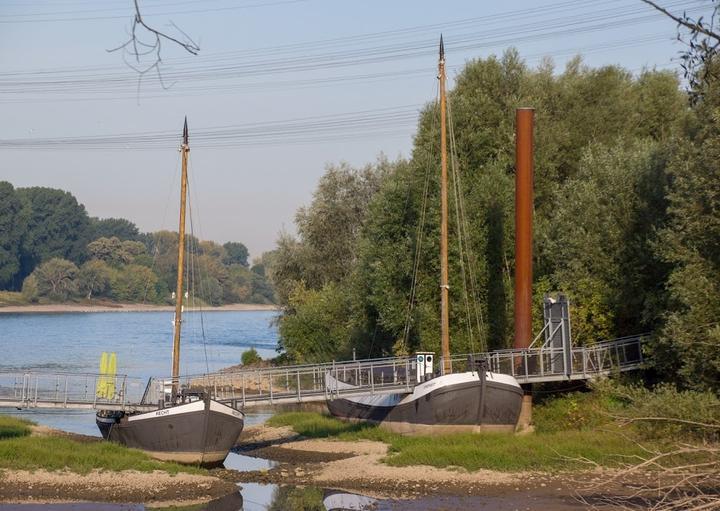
[0,469,238,507]
[232,424,585,499]
[0,303,279,314]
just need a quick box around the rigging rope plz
[447,95,488,353]
[401,82,439,351]
[186,155,211,376]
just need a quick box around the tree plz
[32,258,79,300]
[222,242,249,267]
[651,61,720,391]
[110,264,158,302]
[270,51,688,363]
[16,187,91,285]
[89,217,140,241]
[278,282,352,362]
[77,259,113,299]
[0,182,25,289]
[541,140,670,343]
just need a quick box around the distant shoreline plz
[0,303,279,314]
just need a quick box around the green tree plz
[222,241,249,267]
[278,282,352,362]
[16,187,91,283]
[21,274,39,302]
[77,259,113,299]
[32,258,79,300]
[0,182,25,289]
[541,140,670,343]
[89,217,140,241]
[110,264,158,302]
[87,237,146,266]
[652,61,720,390]
[270,51,688,363]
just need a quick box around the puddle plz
[231,483,380,511]
[223,452,278,472]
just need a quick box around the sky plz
[0,0,710,259]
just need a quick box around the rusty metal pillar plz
[514,108,534,351]
[514,108,534,434]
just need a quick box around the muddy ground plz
[2,422,634,508]
[217,424,614,502]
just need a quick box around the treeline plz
[269,51,720,393]
[0,184,275,305]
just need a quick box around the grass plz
[0,291,28,306]
[0,416,204,475]
[267,398,663,472]
[0,416,33,439]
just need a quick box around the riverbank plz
[0,302,279,314]
[0,417,238,507]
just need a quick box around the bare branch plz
[108,0,199,96]
[640,0,720,40]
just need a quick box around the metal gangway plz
[0,334,644,412]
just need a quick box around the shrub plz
[241,348,262,366]
[594,379,720,442]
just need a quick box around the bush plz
[594,379,720,442]
[241,348,262,366]
[21,275,39,302]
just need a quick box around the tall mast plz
[171,117,189,398]
[438,36,451,373]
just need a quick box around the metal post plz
[514,107,534,351]
[296,370,301,402]
[34,376,39,406]
[241,372,246,408]
[405,358,410,391]
[63,377,68,407]
[370,363,375,395]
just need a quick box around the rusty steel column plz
[514,108,534,350]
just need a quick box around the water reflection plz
[232,484,379,511]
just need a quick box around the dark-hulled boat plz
[326,38,523,433]
[327,367,522,434]
[96,119,244,464]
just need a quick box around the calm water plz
[0,310,279,377]
[0,310,279,436]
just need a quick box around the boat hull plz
[326,371,523,434]
[97,398,244,464]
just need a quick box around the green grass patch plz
[0,291,28,306]
[0,435,205,475]
[268,410,659,472]
[266,411,395,442]
[0,416,33,439]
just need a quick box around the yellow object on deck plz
[96,352,117,399]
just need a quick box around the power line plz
[0,0,700,100]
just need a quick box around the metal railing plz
[142,355,420,408]
[0,371,150,411]
[0,335,644,411]
[441,335,644,384]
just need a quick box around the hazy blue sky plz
[0,0,708,258]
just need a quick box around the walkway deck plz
[0,335,643,412]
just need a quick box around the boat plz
[96,119,245,464]
[325,38,524,433]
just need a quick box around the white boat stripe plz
[128,399,205,421]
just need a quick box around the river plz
[0,309,279,435]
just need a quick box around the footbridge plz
[0,334,644,412]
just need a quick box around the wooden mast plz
[438,36,451,374]
[171,117,189,398]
